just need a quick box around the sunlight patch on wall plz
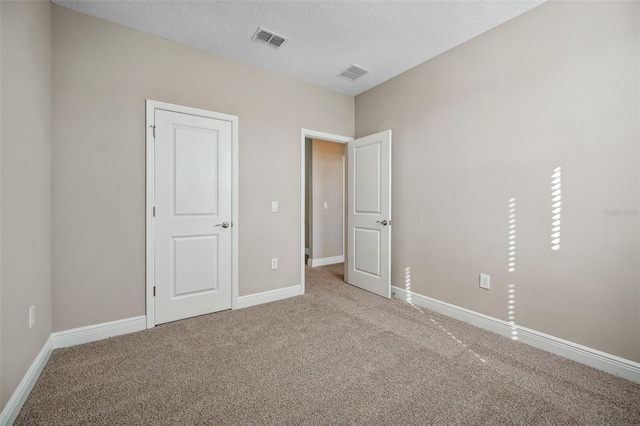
[507,283,517,340]
[508,198,516,273]
[551,167,562,251]
[507,197,518,340]
[405,266,412,305]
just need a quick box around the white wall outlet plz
[271,201,278,213]
[29,305,35,328]
[479,274,490,290]
[323,201,328,209]
[271,258,278,270]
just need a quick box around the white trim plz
[236,285,302,309]
[392,286,640,384]
[342,154,346,260]
[146,100,239,328]
[300,129,352,296]
[302,129,353,144]
[52,316,147,349]
[0,336,53,426]
[0,317,146,424]
[230,109,240,312]
[307,255,344,267]
[145,101,155,329]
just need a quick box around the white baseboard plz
[0,335,53,426]
[52,315,147,349]
[392,286,640,384]
[0,316,146,424]
[307,255,344,267]
[237,285,302,309]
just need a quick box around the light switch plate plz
[479,274,490,290]
[271,201,278,213]
[29,305,35,328]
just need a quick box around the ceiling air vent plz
[252,27,287,49]
[337,64,370,82]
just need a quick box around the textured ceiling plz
[53,1,545,96]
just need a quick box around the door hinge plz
[153,206,155,217]
[153,286,156,297]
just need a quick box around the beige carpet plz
[16,264,640,425]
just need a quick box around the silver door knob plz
[376,220,388,226]
[216,221,230,228]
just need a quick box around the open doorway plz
[300,129,352,294]
[300,128,393,298]
[305,137,346,266]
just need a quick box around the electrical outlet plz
[271,201,278,213]
[479,274,490,290]
[323,201,328,209]
[29,305,35,329]
[271,258,278,270]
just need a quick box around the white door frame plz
[146,100,239,328]
[300,129,352,295]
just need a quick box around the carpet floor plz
[16,264,640,425]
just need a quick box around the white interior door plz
[346,130,392,298]
[154,109,232,324]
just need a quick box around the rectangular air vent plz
[252,27,287,49]
[337,64,370,82]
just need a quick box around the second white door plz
[154,108,233,325]
[346,130,392,298]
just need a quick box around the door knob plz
[216,221,230,228]
[376,220,388,226]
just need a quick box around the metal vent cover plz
[252,27,287,49]
[337,64,370,82]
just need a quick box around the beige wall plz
[356,1,640,362]
[52,6,354,331]
[1,0,53,407]
[310,139,345,260]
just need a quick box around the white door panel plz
[347,130,391,298]
[154,109,232,324]
[353,227,380,276]
[354,143,381,213]
[173,235,219,296]
[174,127,219,215]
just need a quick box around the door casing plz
[146,100,239,328]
